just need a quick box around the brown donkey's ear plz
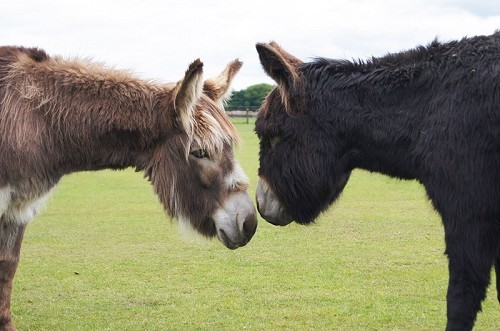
[173,59,204,136]
[203,59,243,104]
[256,42,305,114]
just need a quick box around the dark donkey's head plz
[254,42,351,226]
[147,59,257,249]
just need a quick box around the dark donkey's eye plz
[191,149,209,159]
[270,136,281,149]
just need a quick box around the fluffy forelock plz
[192,94,240,154]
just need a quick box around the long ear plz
[173,59,204,136]
[256,42,302,88]
[203,59,243,104]
[256,42,305,113]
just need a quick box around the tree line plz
[226,83,274,111]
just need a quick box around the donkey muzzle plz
[212,191,257,249]
[256,178,293,226]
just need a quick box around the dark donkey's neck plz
[3,53,176,183]
[354,89,426,180]
[318,78,431,181]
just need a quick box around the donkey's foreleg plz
[444,221,499,331]
[495,257,500,303]
[0,222,26,331]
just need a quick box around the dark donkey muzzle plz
[256,178,293,226]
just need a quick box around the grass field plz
[13,118,500,330]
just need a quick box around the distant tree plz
[226,83,275,110]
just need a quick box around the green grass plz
[13,118,500,330]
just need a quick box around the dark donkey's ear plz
[173,59,204,137]
[203,59,243,104]
[256,42,305,114]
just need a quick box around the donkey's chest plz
[0,184,55,225]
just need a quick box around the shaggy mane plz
[302,31,500,89]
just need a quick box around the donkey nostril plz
[242,213,258,240]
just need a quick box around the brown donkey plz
[0,46,257,329]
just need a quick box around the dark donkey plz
[0,46,257,330]
[255,32,500,330]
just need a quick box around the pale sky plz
[2,0,500,90]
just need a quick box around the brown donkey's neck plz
[0,48,179,193]
[3,50,177,172]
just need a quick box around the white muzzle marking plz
[212,191,256,249]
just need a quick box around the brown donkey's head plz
[146,59,257,249]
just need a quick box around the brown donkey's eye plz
[191,149,209,159]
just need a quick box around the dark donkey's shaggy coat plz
[255,32,500,330]
[0,46,257,330]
